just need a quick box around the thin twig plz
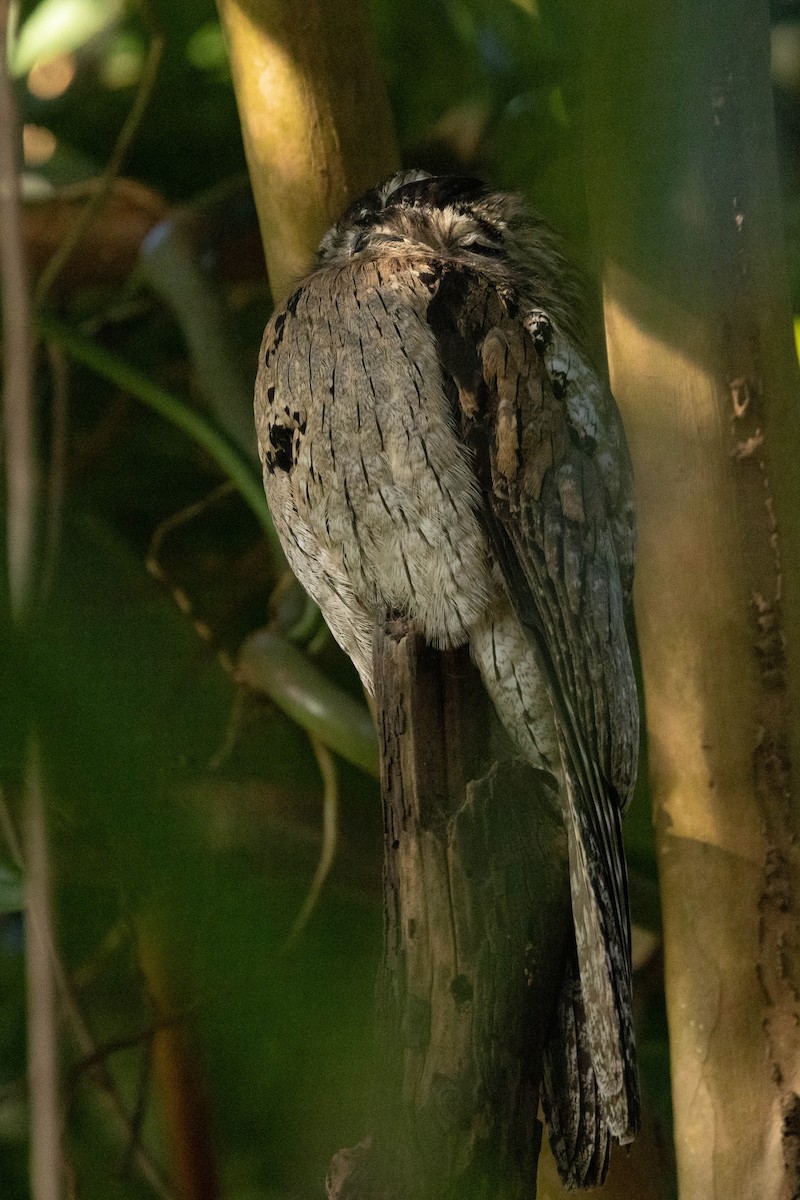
[283,731,339,950]
[136,925,221,1200]
[147,481,236,574]
[145,481,238,675]
[67,1008,198,1084]
[35,0,165,303]
[0,11,60,1197]
[118,1037,154,1183]
[24,743,63,1200]
[0,0,38,622]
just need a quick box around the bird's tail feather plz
[541,956,610,1188]
[562,765,640,1144]
[541,758,640,1186]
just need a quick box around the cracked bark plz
[326,622,572,1200]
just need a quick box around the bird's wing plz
[426,263,640,1147]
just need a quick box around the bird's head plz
[318,171,510,264]
[316,170,583,342]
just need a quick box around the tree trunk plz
[582,3,800,1196]
[326,623,571,1200]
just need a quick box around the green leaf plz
[238,630,379,778]
[11,0,124,77]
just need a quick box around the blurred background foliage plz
[1,0,799,1196]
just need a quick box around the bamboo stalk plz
[583,2,800,1195]
[216,0,399,301]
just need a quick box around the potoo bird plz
[254,171,640,1187]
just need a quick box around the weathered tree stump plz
[328,619,573,1199]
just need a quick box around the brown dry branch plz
[583,1,800,1196]
[0,0,38,621]
[324,626,571,1200]
[0,6,62,1198]
[138,926,220,1200]
[23,748,63,1200]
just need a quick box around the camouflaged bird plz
[254,171,640,1187]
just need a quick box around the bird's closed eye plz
[461,238,504,259]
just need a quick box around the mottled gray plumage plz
[254,172,640,1187]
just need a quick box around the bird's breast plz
[260,256,496,650]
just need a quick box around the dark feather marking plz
[374,409,385,452]
[307,336,314,398]
[267,423,294,474]
[321,571,362,617]
[357,334,383,443]
[399,545,415,593]
[509,661,529,721]
[475,215,503,243]
[490,627,500,682]
[342,476,364,556]
[281,518,307,556]
[376,288,391,317]
[551,370,568,400]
